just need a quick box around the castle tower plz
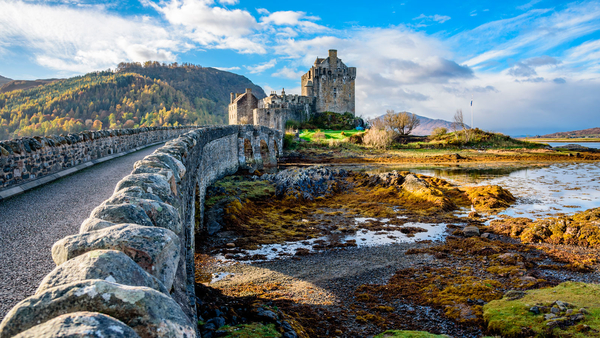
[300,49,356,115]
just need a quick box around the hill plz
[411,114,469,135]
[0,75,12,86]
[375,112,468,135]
[0,79,59,94]
[540,127,600,138]
[0,63,265,140]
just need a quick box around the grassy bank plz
[283,129,600,164]
[521,138,600,143]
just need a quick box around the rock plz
[468,211,480,218]
[463,226,480,237]
[37,250,167,295]
[12,312,140,338]
[498,252,523,264]
[205,317,225,329]
[401,174,430,194]
[504,290,526,300]
[102,194,182,235]
[579,308,589,314]
[456,303,477,321]
[89,203,154,228]
[544,313,557,320]
[0,280,195,338]
[481,232,491,239]
[255,308,279,322]
[282,332,299,338]
[530,306,540,315]
[226,243,235,248]
[79,218,116,233]
[51,224,180,290]
[551,307,560,314]
[267,166,347,201]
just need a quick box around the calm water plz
[545,142,600,149]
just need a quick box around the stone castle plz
[229,49,356,130]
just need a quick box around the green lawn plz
[299,129,360,141]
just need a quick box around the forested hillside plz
[0,63,265,140]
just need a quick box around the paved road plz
[0,144,163,320]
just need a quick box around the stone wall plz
[0,126,196,192]
[0,125,283,338]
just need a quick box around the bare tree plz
[383,110,421,136]
[452,109,465,132]
[453,109,472,142]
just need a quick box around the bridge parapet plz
[0,125,283,337]
[0,126,198,199]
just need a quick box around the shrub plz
[363,129,394,149]
[285,119,300,130]
[349,131,365,144]
[312,130,326,141]
[431,127,447,138]
[283,133,297,149]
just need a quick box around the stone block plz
[52,224,180,290]
[79,218,117,233]
[102,195,182,235]
[12,312,140,338]
[114,173,176,200]
[0,281,195,338]
[89,203,154,228]
[37,250,168,295]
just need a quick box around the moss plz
[374,330,449,338]
[490,208,600,248]
[484,282,600,338]
[461,185,516,210]
[219,323,282,337]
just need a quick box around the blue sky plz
[1,0,600,135]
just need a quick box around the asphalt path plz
[0,143,163,320]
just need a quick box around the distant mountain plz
[540,127,600,138]
[0,75,12,86]
[0,62,265,140]
[0,79,59,94]
[376,112,468,135]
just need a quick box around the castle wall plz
[0,125,283,337]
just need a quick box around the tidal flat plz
[194,162,600,338]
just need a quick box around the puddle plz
[216,222,449,262]
[211,272,233,283]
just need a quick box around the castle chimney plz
[329,49,338,68]
[230,93,235,103]
[245,88,252,94]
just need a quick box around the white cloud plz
[256,8,269,15]
[0,0,180,73]
[218,0,238,5]
[260,10,327,32]
[272,66,304,79]
[517,0,542,11]
[144,0,265,54]
[413,14,451,24]
[214,66,241,71]
[245,59,277,73]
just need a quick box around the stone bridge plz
[0,125,283,337]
